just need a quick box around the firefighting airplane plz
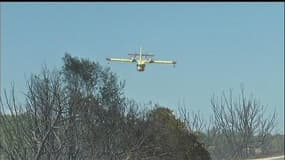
[106,47,176,72]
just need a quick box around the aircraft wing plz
[148,60,176,65]
[106,58,136,63]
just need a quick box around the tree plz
[178,102,207,133]
[0,66,66,160]
[0,54,128,159]
[61,53,128,159]
[142,105,211,160]
[210,87,277,159]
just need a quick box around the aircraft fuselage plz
[136,63,145,72]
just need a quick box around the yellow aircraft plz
[106,47,176,72]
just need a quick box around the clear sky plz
[1,2,284,133]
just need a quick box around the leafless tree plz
[0,66,66,160]
[25,67,67,160]
[177,101,207,133]
[210,87,277,159]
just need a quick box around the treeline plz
[0,54,283,160]
[0,54,210,160]
[200,130,284,159]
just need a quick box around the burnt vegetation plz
[0,54,283,160]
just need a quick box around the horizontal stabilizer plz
[128,53,155,57]
[128,53,139,56]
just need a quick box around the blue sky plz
[1,2,284,133]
